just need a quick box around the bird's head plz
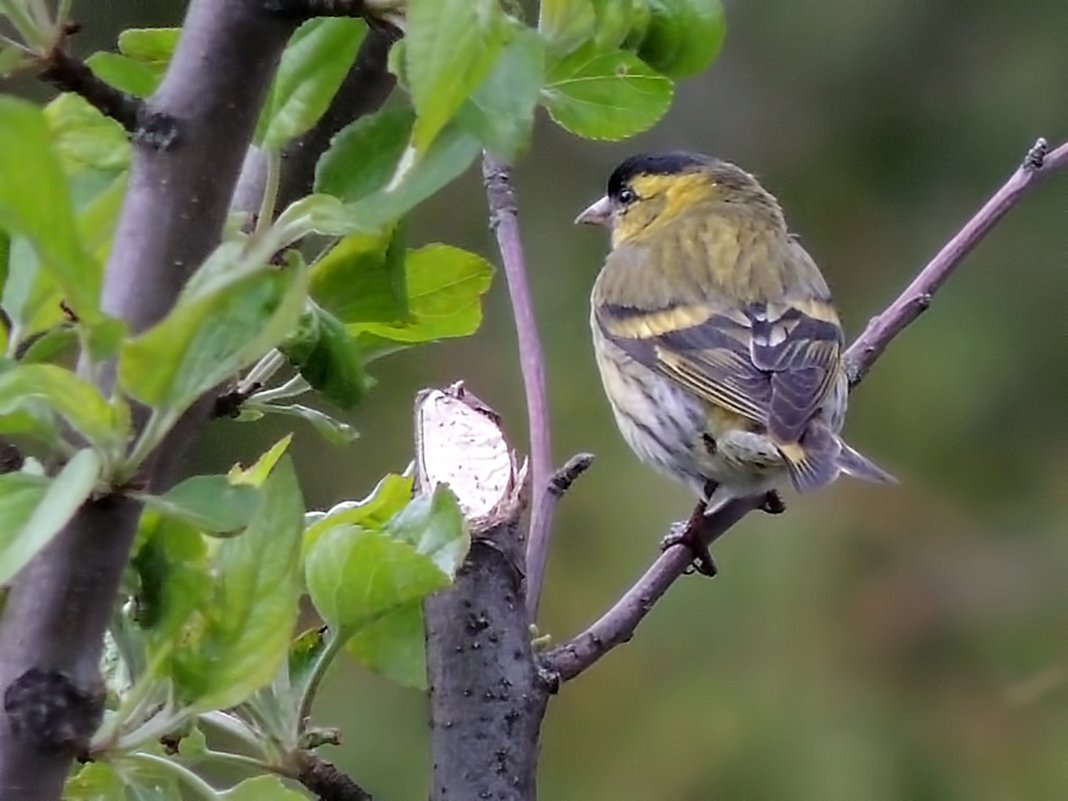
[576,151,782,246]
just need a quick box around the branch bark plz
[39,47,144,133]
[544,137,1068,684]
[481,155,555,620]
[0,3,301,799]
[420,384,548,801]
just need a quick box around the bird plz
[576,151,894,568]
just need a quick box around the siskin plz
[577,152,894,528]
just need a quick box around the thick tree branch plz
[419,384,546,801]
[481,154,556,620]
[0,4,301,800]
[544,137,1068,684]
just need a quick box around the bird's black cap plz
[606,151,714,198]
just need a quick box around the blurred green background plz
[47,1,1068,798]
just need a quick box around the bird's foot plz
[661,500,717,577]
[759,490,786,515]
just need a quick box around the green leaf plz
[305,485,468,635]
[118,28,182,62]
[315,113,481,233]
[138,475,262,535]
[310,226,407,325]
[635,0,726,79]
[78,171,129,266]
[0,97,101,321]
[0,364,130,458]
[228,435,293,487]
[222,776,308,801]
[314,105,415,204]
[132,512,211,650]
[118,252,308,434]
[86,52,164,98]
[405,0,509,153]
[304,472,413,552]
[0,449,102,586]
[173,458,305,712]
[456,28,546,160]
[258,18,366,150]
[252,402,358,445]
[44,93,131,173]
[346,600,427,689]
[538,0,596,54]
[354,244,494,343]
[65,762,127,801]
[280,302,372,408]
[542,44,674,140]
[1,236,63,341]
[17,326,78,364]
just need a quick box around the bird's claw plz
[661,522,718,577]
[759,490,786,515]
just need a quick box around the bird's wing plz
[596,297,843,443]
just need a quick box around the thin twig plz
[544,137,1068,684]
[549,453,595,497]
[294,751,374,801]
[39,47,145,133]
[481,154,555,618]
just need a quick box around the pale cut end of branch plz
[414,381,526,536]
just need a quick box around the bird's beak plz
[574,195,613,227]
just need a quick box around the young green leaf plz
[280,302,373,408]
[456,28,547,160]
[222,776,307,801]
[64,762,127,800]
[118,253,308,436]
[0,364,130,459]
[258,18,367,151]
[310,226,407,325]
[634,0,726,79]
[304,472,414,552]
[405,0,510,153]
[315,108,482,233]
[353,244,494,343]
[118,27,182,62]
[538,0,596,54]
[44,93,131,173]
[249,402,358,445]
[314,105,415,204]
[86,52,164,98]
[0,97,101,321]
[1,236,63,341]
[346,600,428,689]
[541,44,674,140]
[173,458,305,712]
[0,449,102,586]
[305,485,468,636]
[228,435,293,487]
[136,475,262,535]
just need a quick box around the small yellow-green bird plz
[577,152,894,526]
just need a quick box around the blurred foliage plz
[5,0,1068,799]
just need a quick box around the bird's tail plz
[779,425,840,494]
[836,439,897,484]
[779,427,896,493]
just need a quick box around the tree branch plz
[419,383,547,801]
[0,4,301,799]
[294,751,374,801]
[481,154,556,620]
[544,137,1068,684]
[38,47,145,133]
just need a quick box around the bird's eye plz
[617,186,638,205]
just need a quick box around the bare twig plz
[544,137,1068,684]
[481,154,555,618]
[39,47,145,134]
[845,138,1068,384]
[549,453,595,498]
[294,751,374,801]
